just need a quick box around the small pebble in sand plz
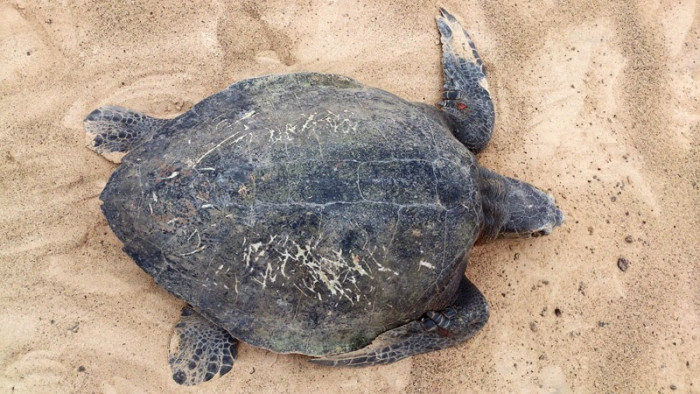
[68,322,80,333]
[530,322,538,332]
[617,257,630,272]
[77,366,86,372]
[624,235,634,243]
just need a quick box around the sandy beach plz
[1,0,698,392]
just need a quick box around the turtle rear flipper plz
[309,277,489,367]
[84,105,168,163]
[437,8,495,153]
[168,306,238,385]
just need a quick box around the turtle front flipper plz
[168,306,238,385]
[436,8,495,153]
[310,277,489,367]
[84,105,169,163]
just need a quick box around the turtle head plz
[478,167,564,242]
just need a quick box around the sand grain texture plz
[1,0,698,392]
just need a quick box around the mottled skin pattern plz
[169,306,238,385]
[86,9,563,385]
[84,105,169,163]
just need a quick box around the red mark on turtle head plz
[456,102,468,110]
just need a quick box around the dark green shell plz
[101,72,482,356]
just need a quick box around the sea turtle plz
[86,9,563,385]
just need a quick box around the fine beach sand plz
[1,0,698,392]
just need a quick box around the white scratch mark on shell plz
[419,260,436,270]
[193,110,256,166]
[242,234,374,303]
[179,245,207,257]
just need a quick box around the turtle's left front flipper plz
[84,105,169,163]
[310,277,489,367]
[437,9,495,153]
[168,306,238,385]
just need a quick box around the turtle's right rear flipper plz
[84,105,169,163]
[309,319,453,367]
[310,278,489,367]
